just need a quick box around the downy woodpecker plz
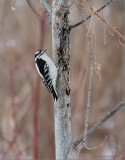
[35,50,58,101]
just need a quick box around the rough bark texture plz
[52,0,71,159]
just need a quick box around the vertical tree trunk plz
[52,0,71,159]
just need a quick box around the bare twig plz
[40,0,51,14]
[66,6,94,158]
[68,0,75,8]
[67,99,125,158]
[83,0,125,41]
[84,136,107,150]
[26,0,43,18]
[72,99,125,150]
[75,7,94,153]
[83,30,93,143]
[26,0,36,15]
[69,0,116,29]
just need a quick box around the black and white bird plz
[35,50,58,101]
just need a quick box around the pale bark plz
[52,0,71,159]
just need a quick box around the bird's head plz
[35,49,46,60]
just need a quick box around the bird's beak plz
[39,49,46,56]
[43,49,46,53]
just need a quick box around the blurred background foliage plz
[0,0,125,159]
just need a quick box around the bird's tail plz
[52,87,58,101]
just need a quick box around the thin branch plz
[68,0,75,8]
[40,0,51,14]
[26,0,43,18]
[66,10,94,159]
[69,0,116,29]
[77,24,93,156]
[83,28,93,144]
[84,136,107,150]
[84,0,125,41]
[72,99,125,150]
[73,4,94,151]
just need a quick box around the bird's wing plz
[36,58,53,93]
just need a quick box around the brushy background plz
[0,0,125,159]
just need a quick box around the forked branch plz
[67,99,125,157]
[27,0,51,21]
[78,24,93,153]
[70,0,125,41]
[83,0,125,40]
[26,0,43,17]
[69,0,116,29]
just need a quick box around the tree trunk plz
[52,0,71,159]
